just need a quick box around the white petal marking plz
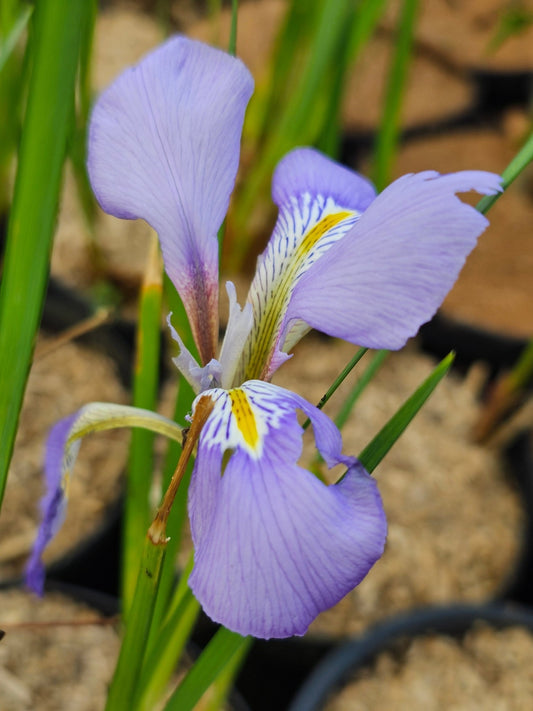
[219,281,254,389]
[236,194,359,382]
[196,381,291,460]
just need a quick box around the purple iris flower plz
[27,36,501,639]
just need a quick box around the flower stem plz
[302,346,368,429]
[335,349,389,430]
[106,395,213,710]
[228,0,238,56]
[148,394,214,545]
[372,0,419,191]
[477,130,533,214]
[123,233,163,616]
[104,535,167,711]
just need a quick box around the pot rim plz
[288,601,533,711]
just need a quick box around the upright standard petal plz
[286,170,503,350]
[233,148,376,384]
[187,380,386,639]
[26,404,183,594]
[88,37,254,364]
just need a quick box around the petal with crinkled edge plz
[88,37,254,364]
[26,404,183,595]
[234,148,376,384]
[285,170,502,350]
[188,380,386,639]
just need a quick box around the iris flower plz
[26,37,501,639]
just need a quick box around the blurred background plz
[43,0,533,336]
[1,1,533,710]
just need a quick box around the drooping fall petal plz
[187,380,386,639]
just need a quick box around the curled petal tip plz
[26,403,183,594]
[25,560,45,596]
[25,415,75,595]
[286,169,503,351]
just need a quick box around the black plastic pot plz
[0,497,123,597]
[419,312,529,381]
[499,430,533,607]
[44,497,124,597]
[340,65,533,169]
[43,277,170,389]
[471,69,533,117]
[45,579,121,617]
[420,316,533,610]
[0,282,128,593]
[288,602,533,711]
[192,615,335,711]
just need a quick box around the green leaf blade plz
[163,626,252,711]
[0,0,92,507]
[0,4,32,73]
[123,236,165,616]
[359,352,455,474]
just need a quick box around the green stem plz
[105,536,167,711]
[335,350,389,430]
[231,0,355,267]
[148,381,195,638]
[163,628,252,711]
[228,0,238,56]
[107,395,213,710]
[477,130,533,214]
[372,0,419,190]
[135,556,200,711]
[123,235,164,617]
[302,347,368,429]
[0,4,32,73]
[358,352,454,474]
[201,635,251,711]
[148,276,198,634]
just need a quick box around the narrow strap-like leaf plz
[358,352,454,474]
[335,349,389,430]
[135,556,200,711]
[105,536,167,711]
[123,234,164,617]
[0,0,90,507]
[372,0,419,190]
[162,626,252,711]
[0,4,33,72]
